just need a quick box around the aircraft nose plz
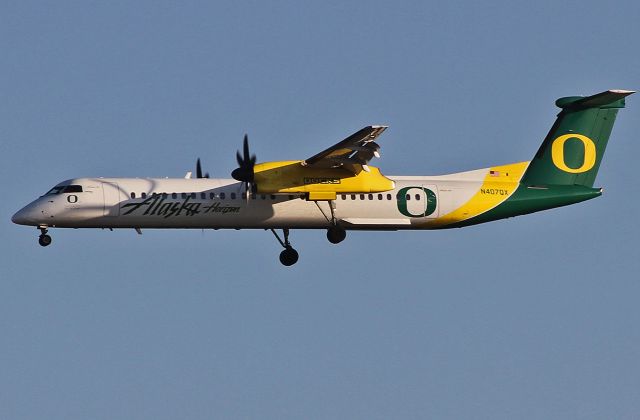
[12,208,28,225]
[11,205,38,225]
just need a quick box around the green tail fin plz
[521,89,634,187]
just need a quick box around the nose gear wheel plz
[38,227,52,247]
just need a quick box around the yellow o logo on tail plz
[551,134,596,173]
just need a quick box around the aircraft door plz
[398,185,439,219]
[102,182,122,216]
[422,184,438,219]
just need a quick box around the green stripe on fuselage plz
[442,184,602,228]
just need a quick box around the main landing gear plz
[269,226,348,266]
[313,200,347,245]
[327,226,346,244]
[38,226,52,247]
[270,228,299,266]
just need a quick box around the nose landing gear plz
[38,227,52,247]
[270,228,299,266]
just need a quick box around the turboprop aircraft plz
[12,89,634,265]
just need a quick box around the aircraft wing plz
[303,125,388,171]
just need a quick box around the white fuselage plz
[12,168,494,231]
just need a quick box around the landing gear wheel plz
[279,247,299,266]
[38,234,52,247]
[327,226,346,244]
[270,228,300,266]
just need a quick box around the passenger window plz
[172,193,177,199]
[161,193,167,198]
[368,194,373,200]
[360,194,365,200]
[141,192,147,198]
[406,194,411,200]
[130,192,136,199]
[387,194,391,200]
[261,195,266,200]
[210,192,215,199]
[270,195,276,200]
[201,192,206,199]
[182,193,187,199]
[288,195,294,200]
[415,194,420,200]
[220,192,226,199]
[191,193,196,199]
[341,194,346,200]
[351,194,356,200]
[230,193,236,199]
[377,194,382,200]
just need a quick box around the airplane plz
[12,89,634,266]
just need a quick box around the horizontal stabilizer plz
[556,89,635,110]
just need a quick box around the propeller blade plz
[236,150,244,167]
[243,134,250,162]
[231,133,256,183]
[196,158,203,179]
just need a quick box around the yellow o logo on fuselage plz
[551,134,596,174]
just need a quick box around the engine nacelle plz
[253,161,395,194]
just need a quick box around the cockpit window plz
[63,185,83,193]
[44,186,65,196]
[43,184,83,196]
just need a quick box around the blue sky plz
[1,1,639,419]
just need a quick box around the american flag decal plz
[490,170,500,177]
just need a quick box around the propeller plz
[196,158,210,179]
[231,134,256,196]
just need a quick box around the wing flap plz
[304,125,388,169]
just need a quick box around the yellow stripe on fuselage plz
[426,161,530,227]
